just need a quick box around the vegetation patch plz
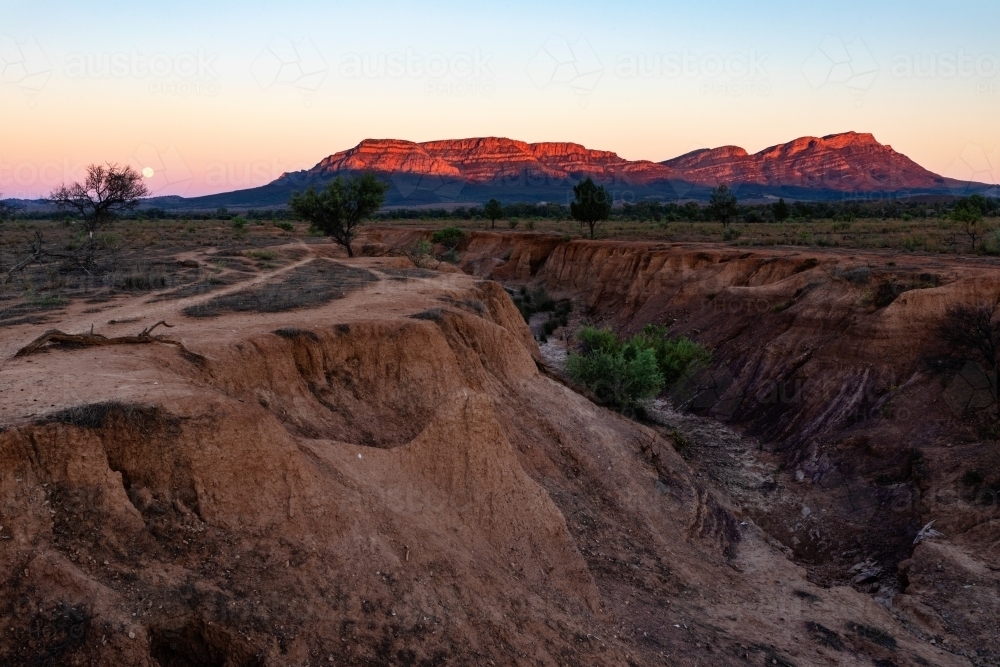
[0,297,67,327]
[566,325,710,414]
[183,260,377,317]
[40,401,166,434]
[149,273,237,301]
[431,227,466,249]
[274,327,321,342]
[805,622,846,651]
[873,280,912,308]
[410,307,444,321]
[847,622,897,650]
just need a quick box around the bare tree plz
[939,303,1000,415]
[49,163,149,238]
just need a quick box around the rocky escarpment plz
[305,136,668,185]
[662,132,947,191]
[285,132,953,193]
[0,249,966,666]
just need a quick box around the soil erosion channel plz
[0,233,993,666]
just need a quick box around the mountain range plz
[10,132,989,212]
[160,131,988,210]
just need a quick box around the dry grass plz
[371,216,1000,254]
[182,259,377,317]
[0,215,995,328]
[0,220,313,319]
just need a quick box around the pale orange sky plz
[2,1,998,197]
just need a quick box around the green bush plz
[510,286,556,321]
[575,325,620,354]
[431,227,465,249]
[567,331,663,412]
[567,325,711,413]
[631,325,712,386]
[275,221,294,232]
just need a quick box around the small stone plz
[128,630,135,639]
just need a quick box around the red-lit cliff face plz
[311,137,677,185]
[299,132,949,192]
[661,132,947,190]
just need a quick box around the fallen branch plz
[2,231,45,286]
[14,321,204,364]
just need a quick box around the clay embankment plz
[0,246,965,666]
[365,227,1000,662]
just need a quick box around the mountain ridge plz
[272,131,963,197]
[127,132,996,209]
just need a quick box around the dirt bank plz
[364,227,1000,664]
[0,240,968,665]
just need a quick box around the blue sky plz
[2,0,998,196]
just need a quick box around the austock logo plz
[946,143,1000,196]
[526,35,603,104]
[0,35,51,97]
[802,35,878,102]
[251,35,328,98]
[615,48,770,98]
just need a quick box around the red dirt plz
[0,237,986,666]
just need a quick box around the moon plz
[142,167,155,178]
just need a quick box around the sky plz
[2,0,999,197]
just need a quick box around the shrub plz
[575,326,620,354]
[408,238,433,257]
[231,216,247,229]
[275,221,294,232]
[510,286,556,321]
[246,249,277,261]
[567,325,712,413]
[873,281,910,308]
[567,329,663,412]
[722,226,742,241]
[431,227,465,250]
[117,272,167,291]
[631,325,712,387]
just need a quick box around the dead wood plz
[14,321,204,363]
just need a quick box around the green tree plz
[570,177,612,239]
[953,198,984,251]
[288,173,389,257]
[961,194,994,216]
[483,198,504,229]
[431,227,465,249]
[772,198,790,222]
[707,184,739,229]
